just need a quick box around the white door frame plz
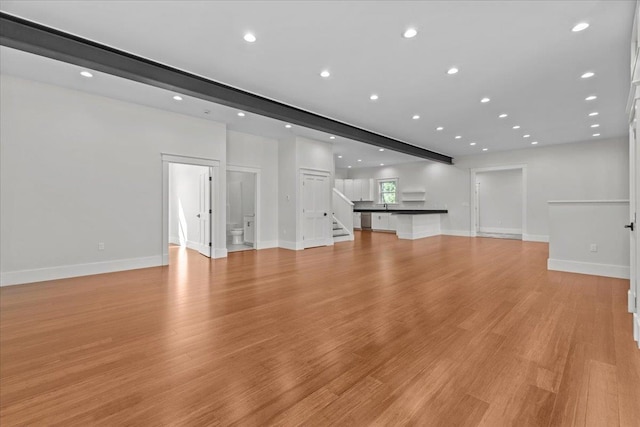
[227,164,261,249]
[298,168,333,248]
[162,154,221,265]
[470,164,527,238]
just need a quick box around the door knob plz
[625,222,634,231]
[324,212,327,216]
[196,214,201,218]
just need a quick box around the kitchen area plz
[335,178,448,240]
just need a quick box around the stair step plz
[333,233,350,237]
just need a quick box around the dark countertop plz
[354,209,448,214]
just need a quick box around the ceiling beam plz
[0,12,453,164]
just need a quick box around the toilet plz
[228,224,244,244]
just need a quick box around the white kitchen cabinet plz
[344,179,354,201]
[388,213,397,231]
[334,178,374,202]
[372,212,397,231]
[353,212,362,229]
[372,212,390,230]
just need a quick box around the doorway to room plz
[168,163,212,256]
[226,167,259,253]
[471,166,526,240]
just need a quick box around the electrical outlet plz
[590,243,597,252]
[98,242,105,251]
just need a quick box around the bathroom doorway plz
[226,167,259,252]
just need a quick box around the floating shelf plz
[401,190,426,202]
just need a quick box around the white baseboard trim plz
[279,240,303,251]
[479,227,522,234]
[634,313,639,346]
[397,230,440,240]
[333,235,354,243]
[547,258,630,279]
[441,230,472,237]
[523,234,549,243]
[213,248,228,258]
[0,255,163,287]
[169,236,180,245]
[256,240,279,250]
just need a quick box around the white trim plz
[256,240,279,250]
[333,187,354,206]
[630,289,637,313]
[470,164,527,239]
[478,227,522,235]
[169,235,180,245]
[333,235,354,243]
[548,200,630,204]
[523,234,549,243]
[547,258,630,279]
[441,229,472,237]
[279,240,304,251]
[396,230,440,240]
[162,154,222,265]
[634,313,639,346]
[0,256,162,287]
[213,248,228,258]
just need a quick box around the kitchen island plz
[354,209,447,240]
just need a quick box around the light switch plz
[590,243,597,252]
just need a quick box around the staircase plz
[333,217,352,243]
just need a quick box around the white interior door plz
[631,111,639,345]
[302,173,330,248]
[197,170,211,257]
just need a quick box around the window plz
[378,179,398,204]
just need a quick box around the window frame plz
[377,178,399,205]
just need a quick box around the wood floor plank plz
[1,232,638,426]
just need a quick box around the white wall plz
[476,169,523,234]
[0,75,227,285]
[348,137,628,239]
[548,201,630,278]
[169,163,209,247]
[226,130,279,248]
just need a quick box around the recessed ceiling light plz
[593,133,601,137]
[531,141,539,145]
[412,115,420,120]
[370,94,379,101]
[572,22,590,32]
[329,136,336,139]
[523,134,530,138]
[80,70,93,78]
[357,159,362,162]
[447,67,459,75]
[588,112,599,117]
[403,28,418,38]
[172,95,183,101]
[591,124,600,128]
[380,163,385,166]
[285,124,292,128]
[320,70,331,78]
[482,148,488,151]
[237,112,245,117]
[436,127,444,131]
[513,125,521,129]
[338,155,343,158]
[581,72,595,79]
[379,148,385,152]
[243,33,256,43]
[585,95,597,101]
[470,142,476,146]
[480,97,491,103]
[498,113,508,118]
[348,166,352,168]
[455,135,462,139]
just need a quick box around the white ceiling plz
[0,0,634,163]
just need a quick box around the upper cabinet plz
[335,178,374,202]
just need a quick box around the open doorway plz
[161,154,220,266]
[471,166,526,240]
[226,167,259,253]
[168,163,212,255]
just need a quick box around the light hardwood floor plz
[1,232,639,426]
